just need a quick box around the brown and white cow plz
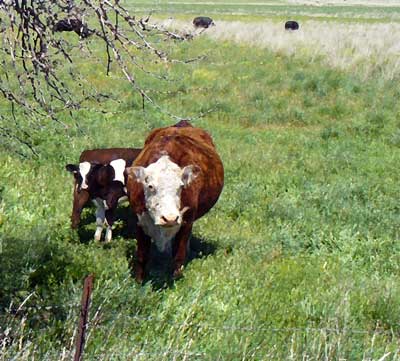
[126,121,224,282]
[66,148,141,242]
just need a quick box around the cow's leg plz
[93,198,105,241]
[104,193,122,242]
[71,186,90,229]
[135,225,151,283]
[104,220,112,243]
[172,223,193,279]
[104,208,115,243]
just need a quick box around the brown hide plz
[127,125,224,222]
[126,122,224,281]
[80,148,141,167]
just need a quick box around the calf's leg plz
[104,193,123,242]
[71,187,90,229]
[104,208,115,242]
[93,198,105,241]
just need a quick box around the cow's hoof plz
[172,266,184,280]
[94,229,102,241]
[104,228,112,243]
[135,265,145,284]
[135,274,144,284]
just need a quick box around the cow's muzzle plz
[157,215,180,227]
[76,184,88,193]
[155,207,190,228]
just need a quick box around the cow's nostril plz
[161,215,179,225]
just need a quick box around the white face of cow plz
[110,159,126,185]
[79,161,91,190]
[128,155,199,227]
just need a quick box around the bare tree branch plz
[0,0,197,157]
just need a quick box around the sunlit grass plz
[126,0,400,20]
[1,4,400,360]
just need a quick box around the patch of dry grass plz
[183,20,400,80]
[288,0,400,6]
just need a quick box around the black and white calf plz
[66,148,141,242]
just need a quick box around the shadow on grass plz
[76,205,217,290]
[77,204,137,244]
[128,234,218,291]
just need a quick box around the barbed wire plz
[90,347,397,361]
[95,349,207,359]
[86,312,399,337]
[3,338,398,360]
[2,299,399,359]
[3,337,396,361]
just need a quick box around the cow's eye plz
[148,184,155,191]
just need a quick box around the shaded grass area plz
[1,33,400,359]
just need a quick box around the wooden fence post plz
[74,274,94,361]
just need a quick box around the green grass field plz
[1,1,400,360]
[129,0,400,21]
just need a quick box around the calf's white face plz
[110,159,126,184]
[128,155,199,227]
[79,161,91,190]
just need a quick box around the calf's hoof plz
[94,227,103,241]
[105,228,112,243]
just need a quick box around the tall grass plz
[184,20,400,80]
[129,0,400,20]
[288,0,400,5]
[1,10,400,360]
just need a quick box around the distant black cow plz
[285,21,299,31]
[193,16,215,29]
[53,18,93,38]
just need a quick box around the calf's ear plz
[182,165,201,187]
[65,164,79,173]
[126,166,146,183]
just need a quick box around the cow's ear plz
[182,165,201,187]
[126,166,146,183]
[66,164,79,173]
